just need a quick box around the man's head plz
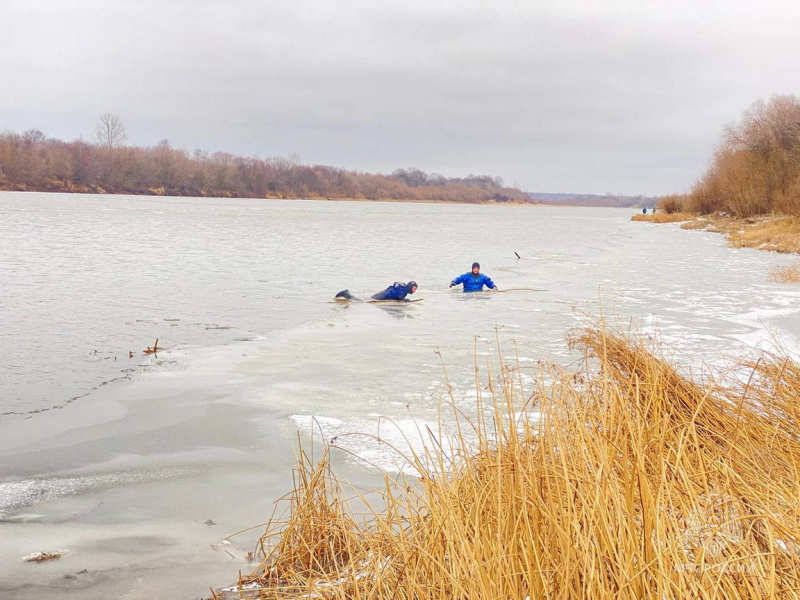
[406,281,418,294]
[471,262,480,275]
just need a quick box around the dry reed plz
[215,322,800,599]
[634,212,800,255]
[724,216,800,253]
[630,212,696,223]
[680,215,800,254]
[769,263,800,283]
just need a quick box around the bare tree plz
[22,129,46,144]
[94,113,127,148]
[725,95,800,158]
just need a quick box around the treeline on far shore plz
[0,127,533,204]
[659,94,800,217]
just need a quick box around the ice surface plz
[3,196,800,598]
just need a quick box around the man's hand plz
[449,281,456,288]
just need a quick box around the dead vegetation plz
[634,210,800,255]
[685,95,800,218]
[638,95,800,256]
[675,214,800,254]
[213,322,800,599]
[714,216,800,253]
[768,263,800,283]
[631,211,696,223]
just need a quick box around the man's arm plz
[450,273,466,287]
[483,275,496,290]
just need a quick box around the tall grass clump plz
[769,263,800,283]
[685,94,800,217]
[215,322,800,599]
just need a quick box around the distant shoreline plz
[0,188,645,208]
[0,187,539,206]
[0,131,533,205]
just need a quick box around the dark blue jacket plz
[372,282,414,301]
[452,272,496,292]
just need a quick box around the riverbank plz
[633,212,800,255]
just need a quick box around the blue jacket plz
[372,282,414,301]
[452,272,496,292]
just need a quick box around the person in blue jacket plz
[335,281,418,302]
[372,281,418,301]
[450,262,497,292]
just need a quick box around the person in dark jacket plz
[450,262,497,292]
[371,281,418,301]
[335,281,418,302]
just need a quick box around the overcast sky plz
[2,0,800,194]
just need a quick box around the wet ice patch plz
[0,468,192,518]
[290,414,466,474]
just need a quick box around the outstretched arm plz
[450,273,466,288]
[484,275,496,290]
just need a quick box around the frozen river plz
[1,192,799,599]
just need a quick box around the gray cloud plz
[3,0,800,194]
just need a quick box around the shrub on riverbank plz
[657,193,688,213]
[682,95,800,218]
[214,323,800,599]
[640,96,800,253]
